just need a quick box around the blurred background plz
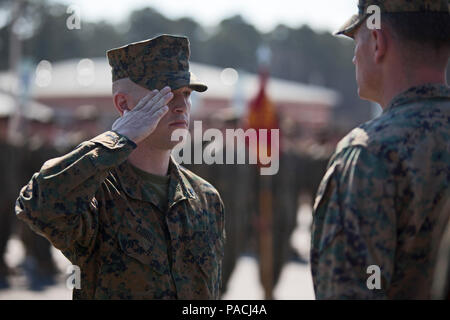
[1,0,447,300]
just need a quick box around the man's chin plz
[157,138,185,151]
[358,87,375,103]
[167,140,184,150]
[137,137,177,151]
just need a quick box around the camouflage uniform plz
[311,84,450,299]
[15,35,225,299]
[431,198,450,300]
[312,0,450,299]
[16,131,225,299]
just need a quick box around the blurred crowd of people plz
[0,110,337,296]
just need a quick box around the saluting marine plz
[16,35,225,299]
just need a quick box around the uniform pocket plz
[117,215,170,276]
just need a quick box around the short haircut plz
[112,78,141,95]
[382,12,450,51]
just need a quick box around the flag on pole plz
[246,69,279,165]
[245,60,279,299]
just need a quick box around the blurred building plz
[0,58,340,144]
[0,91,55,143]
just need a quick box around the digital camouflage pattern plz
[336,0,450,37]
[311,83,450,299]
[107,34,207,92]
[16,131,225,299]
[431,198,450,299]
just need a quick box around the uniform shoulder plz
[336,96,450,157]
[334,116,387,156]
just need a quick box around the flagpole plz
[255,45,274,300]
[259,172,274,299]
[7,0,26,145]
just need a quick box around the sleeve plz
[310,146,397,299]
[15,131,136,252]
[219,197,226,245]
[214,194,226,298]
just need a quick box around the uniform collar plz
[384,83,450,113]
[114,156,197,212]
[167,156,197,209]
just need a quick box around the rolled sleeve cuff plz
[90,131,137,150]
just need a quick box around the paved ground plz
[0,204,315,300]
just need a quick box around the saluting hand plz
[112,86,173,144]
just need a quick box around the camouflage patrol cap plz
[106,34,207,92]
[336,0,450,38]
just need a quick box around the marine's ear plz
[371,28,388,64]
[113,92,130,116]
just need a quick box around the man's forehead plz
[172,86,193,92]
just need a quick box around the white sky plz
[52,0,357,33]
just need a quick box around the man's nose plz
[171,97,188,114]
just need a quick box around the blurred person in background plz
[184,109,256,296]
[0,120,21,289]
[311,0,450,299]
[0,116,60,291]
[17,132,60,291]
